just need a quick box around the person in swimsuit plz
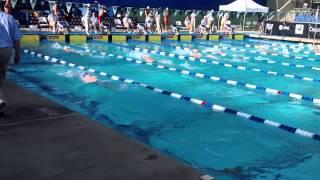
[142,55,154,63]
[81,72,97,83]
[191,50,201,58]
[163,7,169,31]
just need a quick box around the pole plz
[276,0,279,21]
[313,5,319,41]
[243,13,246,31]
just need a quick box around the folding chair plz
[38,17,49,31]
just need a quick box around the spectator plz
[4,0,12,14]
[207,10,215,32]
[199,15,208,34]
[184,15,191,31]
[98,8,106,32]
[224,20,234,34]
[163,7,169,31]
[81,6,91,35]
[190,10,197,32]
[220,13,229,31]
[91,12,98,33]
[53,2,59,14]
[0,11,21,112]
[48,11,59,33]
[114,14,122,27]
[144,6,151,17]
[155,11,161,33]
[258,14,265,34]
[145,13,155,32]
[123,13,132,32]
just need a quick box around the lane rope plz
[195,39,314,53]
[127,40,320,85]
[22,49,320,143]
[76,42,320,106]
[165,40,319,63]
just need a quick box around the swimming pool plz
[11,37,320,179]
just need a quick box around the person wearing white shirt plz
[47,11,59,33]
[123,14,132,31]
[199,15,208,34]
[81,6,91,35]
[91,12,98,33]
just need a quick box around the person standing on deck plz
[4,0,12,14]
[155,11,161,33]
[0,10,21,111]
[163,7,169,31]
[190,10,197,32]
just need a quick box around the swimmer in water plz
[63,46,88,56]
[142,55,154,63]
[81,72,97,83]
[63,46,74,52]
[191,50,201,58]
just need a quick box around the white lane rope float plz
[129,40,320,73]
[22,49,320,143]
[195,39,314,53]
[126,40,320,85]
[164,40,319,63]
[166,40,320,61]
[76,43,320,106]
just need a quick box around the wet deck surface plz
[0,81,204,180]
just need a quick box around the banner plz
[30,0,37,10]
[139,8,145,16]
[127,7,132,16]
[48,1,55,12]
[174,9,180,16]
[11,0,18,8]
[184,10,191,15]
[112,6,118,16]
[308,24,320,38]
[264,21,308,38]
[66,2,72,13]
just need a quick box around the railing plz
[268,0,297,21]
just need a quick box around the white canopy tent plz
[219,0,269,31]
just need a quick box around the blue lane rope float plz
[22,49,320,143]
[164,40,319,62]
[125,41,320,85]
[73,43,320,106]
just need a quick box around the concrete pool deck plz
[0,81,206,180]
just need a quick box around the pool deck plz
[0,81,205,180]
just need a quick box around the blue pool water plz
[10,38,320,179]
